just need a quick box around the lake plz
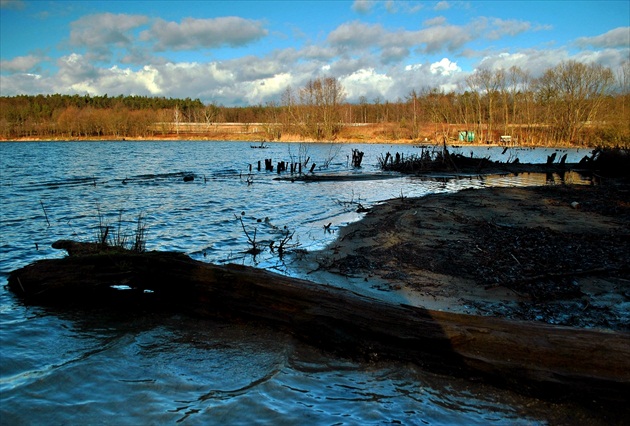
[0,141,600,424]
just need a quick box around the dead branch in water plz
[236,212,261,255]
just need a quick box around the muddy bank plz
[303,180,630,331]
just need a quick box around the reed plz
[95,209,147,253]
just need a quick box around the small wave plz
[121,171,198,185]
[24,176,100,190]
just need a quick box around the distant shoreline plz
[0,135,593,149]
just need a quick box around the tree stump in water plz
[352,149,364,167]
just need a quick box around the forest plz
[1,61,628,147]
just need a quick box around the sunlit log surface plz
[7,244,629,404]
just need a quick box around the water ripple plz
[0,142,600,425]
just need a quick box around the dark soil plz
[316,180,630,331]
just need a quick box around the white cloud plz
[227,55,287,81]
[434,1,450,11]
[297,45,338,61]
[350,0,423,15]
[575,27,630,49]
[430,58,461,75]
[69,13,148,61]
[327,20,476,58]
[475,49,568,78]
[240,72,293,104]
[329,57,375,76]
[399,58,465,93]
[56,53,100,83]
[385,1,423,14]
[479,52,528,69]
[105,65,163,95]
[352,0,374,14]
[486,19,532,40]
[0,54,42,73]
[381,46,409,64]
[1,42,626,105]
[152,62,236,99]
[572,48,630,70]
[70,13,148,47]
[384,0,397,13]
[42,54,161,97]
[340,68,394,101]
[0,0,25,10]
[141,17,268,51]
[327,21,385,49]
[1,4,627,106]
[0,73,50,96]
[424,16,447,27]
[414,24,476,53]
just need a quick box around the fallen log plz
[6,243,630,404]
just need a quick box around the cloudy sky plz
[1,0,628,106]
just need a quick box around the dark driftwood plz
[7,244,630,403]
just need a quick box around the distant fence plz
[150,122,267,134]
[150,122,373,134]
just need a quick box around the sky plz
[1,0,628,106]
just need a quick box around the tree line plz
[1,61,628,146]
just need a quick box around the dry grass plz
[5,122,619,148]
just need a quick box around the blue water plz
[0,141,601,424]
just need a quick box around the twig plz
[132,213,147,253]
[17,277,25,294]
[40,200,50,227]
[236,213,260,254]
[276,229,296,258]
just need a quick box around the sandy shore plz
[298,181,630,331]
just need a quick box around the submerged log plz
[7,243,630,403]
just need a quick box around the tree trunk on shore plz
[7,245,630,403]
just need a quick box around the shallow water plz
[0,141,605,424]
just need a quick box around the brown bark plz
[7,245,630,403]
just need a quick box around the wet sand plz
[300,181,630,331]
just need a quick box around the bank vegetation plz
[1,61,628,147]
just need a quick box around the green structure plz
[458,131,475,142]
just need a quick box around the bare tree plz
[468,68,502,142]
[204,104,219,132]
[535,61,615,143]
[406,90,420,140]
[280,85,297,135]
[465,74,484,141]
[359,95,368,123]
[506,66,535,143]
[263,101,282,140]
[173,105,180,135]
[617,61,630,126]
[298,77,346,140]
[496,68,510,136]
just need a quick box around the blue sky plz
[1,0,628,106]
